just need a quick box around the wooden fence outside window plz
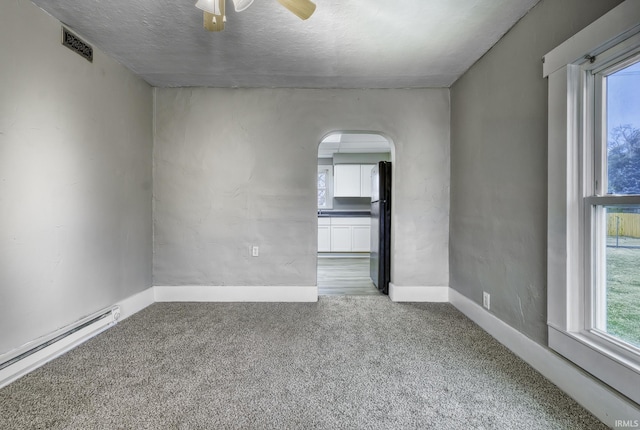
[607,213,640,238]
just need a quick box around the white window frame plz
[317,165,333,210]
[545,0,640,405]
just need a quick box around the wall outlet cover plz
[483,292,490,310]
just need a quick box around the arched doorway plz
[316,132,394,296]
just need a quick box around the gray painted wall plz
[0,1,153,354]
[154,88,450,288]
[449,0,622,344]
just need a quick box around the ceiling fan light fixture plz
[197,0,316,32]
[203,11,225,31]
[201,0,225,32]
[232,0,255,12]
[277,0,316,20]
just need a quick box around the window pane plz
[317,189,326,207]
[597,206,640,348]
[606,61,640,195]
[318,171,326,189]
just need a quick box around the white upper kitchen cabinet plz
[360,164,375,197]
[334,164,376,197]
[333,165,361,197]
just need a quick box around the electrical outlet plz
[483,291,490,310]
[251,246,259,257]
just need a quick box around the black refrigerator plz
[370,161,391,294]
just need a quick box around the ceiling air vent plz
[62,27,93,62]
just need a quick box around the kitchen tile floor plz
[317,254,382,296]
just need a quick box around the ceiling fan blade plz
[232,0,255,12]
[277,0,316,20]
[195,0,221,15]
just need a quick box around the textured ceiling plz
[33,0,540,88]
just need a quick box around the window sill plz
[548,325,640,404]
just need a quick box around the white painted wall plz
[154,88,450,289]
[0,0,153,354]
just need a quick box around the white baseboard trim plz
[116,286,155,321]
[388,284,449,302]
[154,285,319,302]
[448,288,640,428]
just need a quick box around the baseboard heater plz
[0,306,120,389]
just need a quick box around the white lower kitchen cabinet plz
[352,225,371,252]
[319,217,371,252]
[318,218,331,252]
[318,227,331,252]
[330,226,352,252]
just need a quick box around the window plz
[588,57,640,350]
[317,165,333,209]
[545,1,640,405]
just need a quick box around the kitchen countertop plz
[318,210,371,218]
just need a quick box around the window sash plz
[583,200,640,351]
[589,50,640,198]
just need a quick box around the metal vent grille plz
[62,27,93,62]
